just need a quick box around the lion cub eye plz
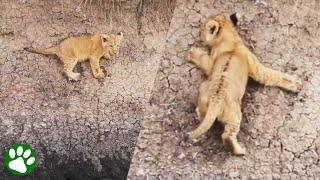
[210,26,216,34]
[102,38,107,42]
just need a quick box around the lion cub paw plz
[69,73,81,81]
[232,146,246,156]
[185,47,196,62]
[95,72,105,79]
[286,75,303,93]
[292,78,303,93]
[222,135,246,156]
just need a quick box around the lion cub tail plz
[24,46,58,56]
[188,97,224,139]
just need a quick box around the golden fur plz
[186,13,302,155]
[25,32,123,80]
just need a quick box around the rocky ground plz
[0,0,174,179]
[128,0,320,179]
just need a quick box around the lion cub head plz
[100,32,124,57]
[200,13,244,47]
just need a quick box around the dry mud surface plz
[0,0,173,179]
[128,0,320,179]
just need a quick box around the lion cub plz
[186,13,302,155]
[25,32,123,80]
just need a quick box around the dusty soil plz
[0,0,174,179]
[128,0,320,179]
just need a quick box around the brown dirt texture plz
[128,0,320,179]
[0,0,174,179]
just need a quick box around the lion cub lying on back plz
[186,13,302,155]
[25,32,123,81]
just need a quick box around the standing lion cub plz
[25,32,123,80]
[186,13,302,155]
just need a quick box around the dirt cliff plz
[128,0,320,179]
[0,0,174,179]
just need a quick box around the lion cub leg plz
[186,47,214,76]
[221,104,246,155]
[253,68,302,93]
[248,54,302,92]
[90,57,105,79]
[62,58,81,81]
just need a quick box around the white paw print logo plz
[4,144,37,176]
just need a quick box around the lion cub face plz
[101,32,123,57]
[200,13,243,46]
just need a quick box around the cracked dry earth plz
[0,0,174,179]
[128,0,320,179]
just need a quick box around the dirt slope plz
[0,0,173,179]
[128,0,320,179]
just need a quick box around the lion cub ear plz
[117,32,123,37]
[116,32,123,40]
[230,12,244,26]
[230,13,238,26]
[114,32,123,44]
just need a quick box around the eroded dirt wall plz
[0,0,174,179]
[128,0,320,179]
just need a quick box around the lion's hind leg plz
[248,53,302,93]
[221,103,246,155]
[61,57,81,81]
